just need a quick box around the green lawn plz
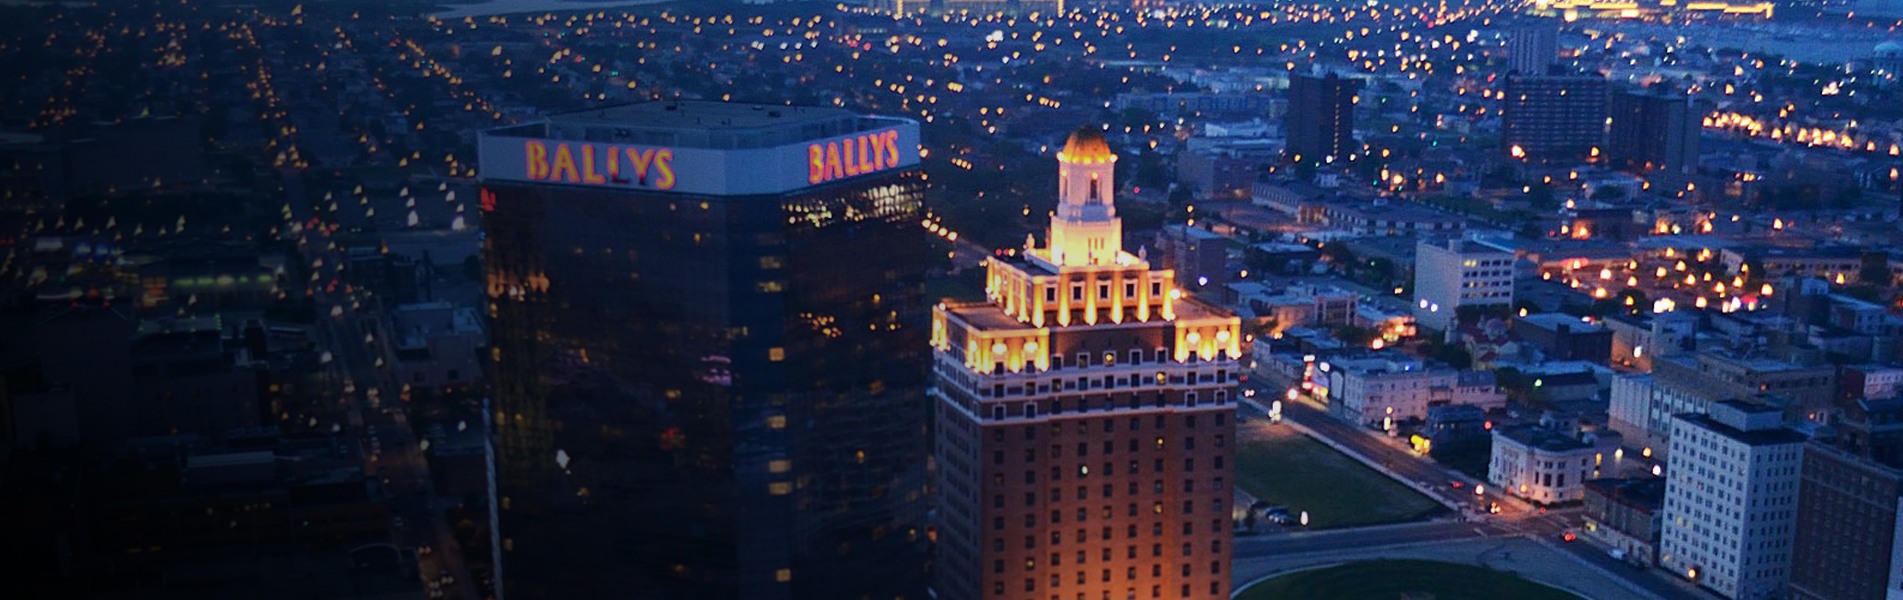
[1236,560,1586,600]
[1234,429,1446,529]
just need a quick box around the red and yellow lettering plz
[628,147,656,184]
[842,137,860,177]
[580,144,607,184]
[551,143,580,183]
[824,142,845,181]
[525,140,550,180]
[652,149,676,190]
[808,144,826,184]
[885,130,902,168]
[605,145,626,183]
[856,134,873,173]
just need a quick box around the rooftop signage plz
[478,121,919,196]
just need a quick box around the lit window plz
[775,568,792,582]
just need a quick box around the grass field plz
[1234,428,1446,529]
[1235,560,1586,600]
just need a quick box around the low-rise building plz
[1247,284,1358,335]
[1719,246,1867,284]
[1583,477,1666,566]
[1423,403,1489,442]
[1639,348,1838,438]
[1835,397,1903,469]
[1176,150,1262,200]
[390,302,486,390]
[1317,199,1465,236]
[1661,401,1807,600]
[1605,312,1696,371]
[1490,420,1600,504]
[1321,357,1504,428]
[1512,313,1613,364]
[1412,237,1515,331]
[1841,364,1903,402]
[1155,225,1230,293]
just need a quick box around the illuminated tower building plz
[479,102,932,600]
[930,127,1242,600]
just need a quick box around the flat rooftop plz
[1497,424,1592,452]
[1517,312,1608,334]
[532,101,899,150]
[1677,412,1808,446]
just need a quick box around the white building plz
[1489,422,1599,505]
[1412,237,1515,330]
[1607,373,1706,460]
[1660,401,1806,600]
[1321,356,1503,428]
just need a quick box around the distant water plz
[1846,0,1903,18]
[432,0,672,18]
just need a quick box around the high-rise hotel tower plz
[479,102,933,600]
[930,127,1242,600]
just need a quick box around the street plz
[285,172,480,599]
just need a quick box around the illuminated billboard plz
[478,121,920,196]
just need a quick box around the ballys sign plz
[478,120,919,196]
[522,140,677,189]
[807,129,902,185]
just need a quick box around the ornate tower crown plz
[1049,126,1120,267]
[1058,126,1115,163]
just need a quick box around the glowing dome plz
[1878,41,1903,57]
[1059,126,1115,163]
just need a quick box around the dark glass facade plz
[1285,72,1361,163]
[482,169,932,600]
